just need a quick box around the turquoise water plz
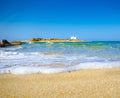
[0,41,120,74]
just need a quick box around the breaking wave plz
[0,41,120,74]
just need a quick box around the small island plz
[28,36,85,42]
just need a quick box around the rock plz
[10,41,22,45]
[0,39,11,47]
[0,40,22,48]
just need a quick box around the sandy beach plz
[0,68,120,98]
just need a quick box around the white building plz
[70,36,77,40]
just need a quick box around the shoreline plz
[24,39,85,42]
[0,68,120,98]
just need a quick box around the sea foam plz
[0,62,120,74]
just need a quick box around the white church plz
[70,36,77,40]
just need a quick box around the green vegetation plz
[30,38,43,41]
[49,38,62,40]
[30,37,63,41]
[28,37,85,42]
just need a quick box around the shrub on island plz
[30,38,43,41]
[50,38,62,40]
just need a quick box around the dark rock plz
[0,39,11,47]
[0,40,22,48]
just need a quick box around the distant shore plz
[0,68,120,98]
[0,38,85,47]
[27,39,85,42]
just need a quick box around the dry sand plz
[0,68,120,98]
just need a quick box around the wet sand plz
[0,68,120,98]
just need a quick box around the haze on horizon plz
[0,0,120,41]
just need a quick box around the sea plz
[0,41,120,74]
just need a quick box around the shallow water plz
[0,41,120,74]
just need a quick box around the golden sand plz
[0,68,120,98]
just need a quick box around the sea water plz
[0,41,120,74]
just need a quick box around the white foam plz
[0,62,120,74]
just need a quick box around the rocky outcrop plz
[10,41,22,45]
[0,40,22,47]
[0,40,11,47]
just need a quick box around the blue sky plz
[0,0,120,41]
